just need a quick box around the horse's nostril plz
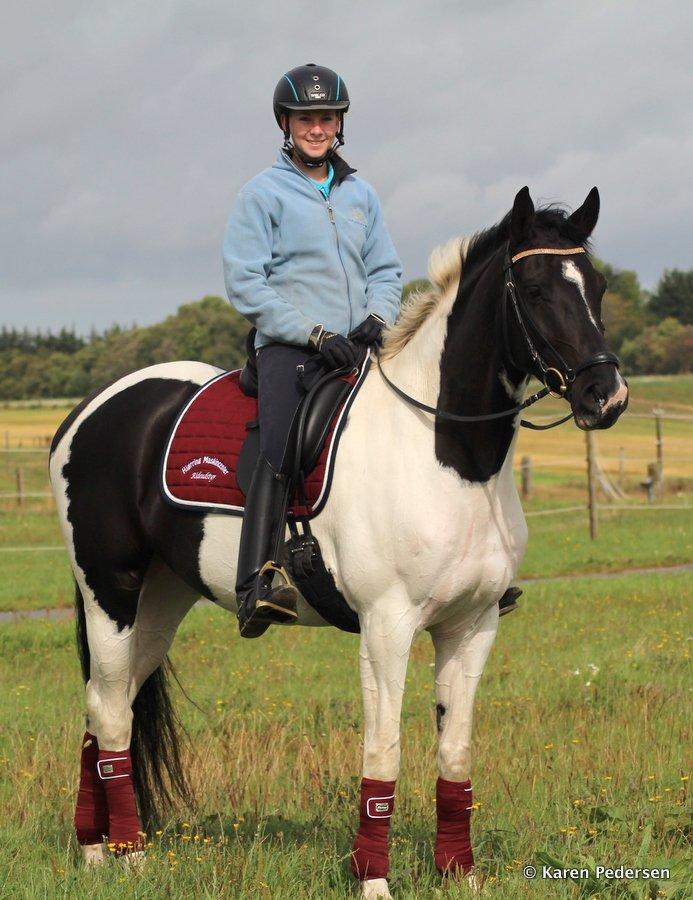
[589,383,606,407]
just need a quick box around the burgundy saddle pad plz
[161,358,369,519]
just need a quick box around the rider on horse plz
[223,63,403,638]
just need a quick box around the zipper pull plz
[326,201,335,223]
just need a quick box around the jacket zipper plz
[324,193,353,330]
[283,153,354,331]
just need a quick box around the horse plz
[49,186,628,898]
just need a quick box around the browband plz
[511,247,585,263]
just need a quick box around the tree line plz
[1,265,691,400]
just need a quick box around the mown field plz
[0,376,690,897]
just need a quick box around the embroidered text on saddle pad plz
[161,360,368,519]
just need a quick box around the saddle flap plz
[299,378,353,474]
[161,353,370,520]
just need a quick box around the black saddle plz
[236,329,367,496]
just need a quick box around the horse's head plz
[505,186,628,429]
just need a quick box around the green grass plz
[0,511,72,612]
[520,507,692,579]
[625,375,693,408]
[0,572,689,897]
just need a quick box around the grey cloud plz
[1,0,691,330]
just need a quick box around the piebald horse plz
[50,187,627,898]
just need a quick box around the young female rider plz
[223,64,403,638]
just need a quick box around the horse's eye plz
[525,285,543,302]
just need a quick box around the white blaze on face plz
[562,260,600,330]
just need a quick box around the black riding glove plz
[348,313,387,346]
[308,326,359,370]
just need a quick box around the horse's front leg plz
[429,603,499,877]
[352,604,418,900]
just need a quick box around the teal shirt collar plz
[308,161,334,199]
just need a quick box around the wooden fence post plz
[521,456,532,500]
[644,463,658,503]
[586,431,598,540]
[653,408,664,497]
[15,467,24,508]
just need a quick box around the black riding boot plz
[235,454,299,638]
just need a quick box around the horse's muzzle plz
[571,367,629,431]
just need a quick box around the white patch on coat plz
[312,282,528,792]
[562,260,600,330]
[197,512,330,626]
[498,370,527,404]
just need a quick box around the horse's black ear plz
[565,187,600,243]
[510,186,535,244]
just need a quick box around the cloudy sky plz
[2,0,691,332]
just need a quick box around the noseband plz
[376,242,621,431]
[503,246,620,399]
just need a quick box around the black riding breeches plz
[256,342,325,474]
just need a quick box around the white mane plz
[380,236,469,360]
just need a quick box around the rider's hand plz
[348,313,387,346]
[309,326,359,370]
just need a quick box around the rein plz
[376,243,620,431]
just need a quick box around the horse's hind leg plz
[76,557,197,860]
[429,603,498,878]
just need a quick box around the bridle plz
[376,243,621,431]
[502,246,619,402]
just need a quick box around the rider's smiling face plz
[286,110,339,160]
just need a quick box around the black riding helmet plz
[273,64,350,167]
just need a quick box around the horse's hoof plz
[117,849,146,873]
[81,843,106,866]
[466,871,482,893]
[360,878,393,899]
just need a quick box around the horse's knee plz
[85,681,133,750]
[437,737,471,782]
[363,740,400,781]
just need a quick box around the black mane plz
[464,205,592,276]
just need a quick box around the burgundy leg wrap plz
[434,777,474,875]
[97,749,144,851]
[74,732,109,845]
[351,778,396,881]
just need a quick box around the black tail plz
[74,581,194,829]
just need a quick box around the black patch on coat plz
[60,377,209,629]
[434,203,594,483]
[50,377,121,457]
[435,251,524,483]
[436,703,446,733]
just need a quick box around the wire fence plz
[516,408,692,536]
[1,410,691,539]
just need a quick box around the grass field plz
[0,377,690,897]
[0,573,689,898]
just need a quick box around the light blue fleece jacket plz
[223,151,402,349]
